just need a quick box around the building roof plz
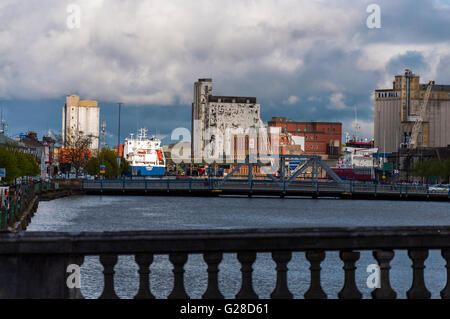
[208,96,257,103]
[419,84,450,92]
[20,132,42,148]
[79,99,98,107]
[0,133,17,145]
[376,84,450,92]
[268,117,342,125]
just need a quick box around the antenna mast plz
[0,106,6,134]
[353,106,360,141]
[101,121,106,149]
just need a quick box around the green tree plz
[0,147,20,183]
[120,156,130,176]
[85,148,129,178]
[410,158,450,184]
[15,152,40,177]
[0,145,40,184]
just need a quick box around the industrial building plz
[374,70,450,153]
[267,117,342,158]
[191,79,265,161]
[62,95,100,150]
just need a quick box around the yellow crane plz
[409,80,434,149]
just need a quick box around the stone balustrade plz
[0,226,449,299]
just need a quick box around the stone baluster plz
[134,253,155,299]
[270,251,293,299]
[65,255,85,299]
[338,251,362,299]
[371,250,396,299]
[236,252,258,299]
[407,249,431,299]
[168,253,189,299]
[202,252,224,299]
[99,254,119,299]
[441,249,450,299]
[304,250,327,299]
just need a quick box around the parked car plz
[428,184,450,193]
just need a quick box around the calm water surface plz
[28,195,450,299]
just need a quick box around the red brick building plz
[267,117,342,158]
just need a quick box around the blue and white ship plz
[123,128,166,177]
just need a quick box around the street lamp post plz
[117,102,123,177]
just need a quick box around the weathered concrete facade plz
[191,79,212,159]
[374,70,450,153]
[191,79,264,161]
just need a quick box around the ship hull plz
[131,165,165,176]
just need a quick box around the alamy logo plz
[66,4,81,29]
[366,264,381,289]
[366,4,381,29]
[66,264,81,289]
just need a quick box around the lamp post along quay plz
[117,102,123,177]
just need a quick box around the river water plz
[28,195,450,299]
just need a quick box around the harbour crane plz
[409,80,434,149]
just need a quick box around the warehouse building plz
[374,70,450,153]
[191,79,265,162]
[267,117,342,159]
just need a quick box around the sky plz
[1,0,450,146]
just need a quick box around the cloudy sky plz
[1,0,450,145]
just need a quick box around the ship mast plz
[353,106,360,141]
[138,128,148,141]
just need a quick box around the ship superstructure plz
[333,140,378,181]
[123,128,166,176]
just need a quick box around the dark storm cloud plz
[360,0,450,44]
[0,0,450,140]
[387,51,429,75]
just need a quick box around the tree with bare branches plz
[55,130,94,177]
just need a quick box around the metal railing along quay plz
[0,183,40,231]
[82,178,450,201]
[1,226,450,299]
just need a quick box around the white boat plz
[123,128,166,176]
